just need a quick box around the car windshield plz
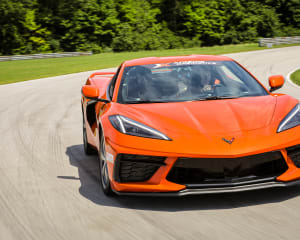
[118,61,268,104]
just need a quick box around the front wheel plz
[99,132,114,196]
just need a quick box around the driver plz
[190,67,213,94]
[190,66,220,94]
[125,66,158,100]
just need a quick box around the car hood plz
[109,95,299,156]
[119,95,277,135]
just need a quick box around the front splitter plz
[113,179,300,197]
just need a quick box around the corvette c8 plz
[81,55,300,196]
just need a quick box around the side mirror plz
[82,85,110,103]
[269,75,284,92]
[82,85,99,98]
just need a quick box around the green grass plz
[1,43,299,84]
[291,69,300,86]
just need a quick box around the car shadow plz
[63,144,300,212]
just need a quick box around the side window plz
[108,65,122,99]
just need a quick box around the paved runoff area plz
[0,47,299,240]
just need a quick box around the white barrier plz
[259,36,300,47]
[0,52,92,62]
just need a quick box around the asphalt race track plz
[0,47,299,240]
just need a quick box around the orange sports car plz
[81,55,300,196]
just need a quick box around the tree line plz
[0,0,299,55]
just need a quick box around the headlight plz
[277,103,300,132]
[109,115,171,140]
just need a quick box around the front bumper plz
[106,141,300,195]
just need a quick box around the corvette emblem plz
[222,137,235,144]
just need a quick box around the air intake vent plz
[114,154,166,182]
[287,144,300,168]
[167,151,288,187]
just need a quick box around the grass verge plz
[0,43,299,85]
[290,69,300,86]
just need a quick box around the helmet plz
[125,66,152,99]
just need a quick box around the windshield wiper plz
[194,95,241,101]
[206,95,240,100]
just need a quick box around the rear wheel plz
[82,112,97,155]
[99,132,114,196]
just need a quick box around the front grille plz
[114,154,166,182]
[287,144,300,168]
[167,151,288,187]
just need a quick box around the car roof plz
[124,55,233,67]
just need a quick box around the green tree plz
[262,0,300,35]
[0,0,50,54]
[36,0,119,53]
[113,0,167,51]
[0,0,299,54]
[179,0,228,45]
[222,0,281,43]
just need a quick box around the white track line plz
[287,68,300,88]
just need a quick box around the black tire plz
[99,132,114,196]
[82,112,97,155]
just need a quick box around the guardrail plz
[259,36,300,47]
[0,52,92,62]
